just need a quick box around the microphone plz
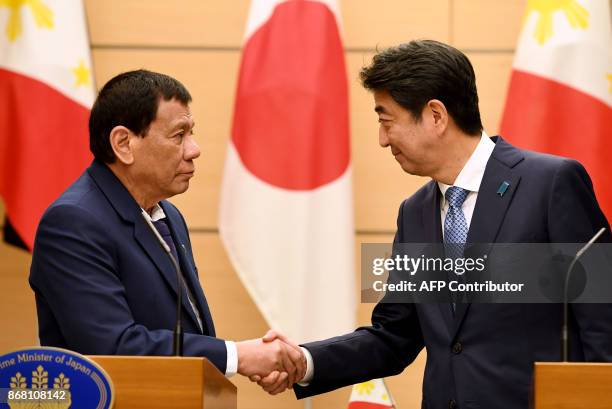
[561,227,606,362]
[141,210,184,356]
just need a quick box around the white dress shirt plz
[299,131,495,385]
[438,131,495,235]
[143,204,238,377]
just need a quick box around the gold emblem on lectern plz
[0,348,113,409]
[8,365,72,409]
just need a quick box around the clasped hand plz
[236,330,304,395]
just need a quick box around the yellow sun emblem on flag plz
[0,0,53,42]
[354,381,375,395]
[526,0,589,45]
[71,59,91,87]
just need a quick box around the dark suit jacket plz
[29,160,227,372]
[295,137,612,409]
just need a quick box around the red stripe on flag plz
[0,68,92,249]
[501,69,612,222]
[232,0,350,190]
[348,401,393,409]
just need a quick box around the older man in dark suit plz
[30,70,304,386]
[254,40,612,408]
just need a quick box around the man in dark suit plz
[253,40,612,407]
[29,70,304,385]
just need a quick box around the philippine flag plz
[500,0,612,222]
[0,0,94,249]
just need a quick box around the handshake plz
[236,330,307,395]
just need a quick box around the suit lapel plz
[177,243,216,336]
[422,182,443,244]
[87,160,207,334]
[132,219,185,311]
[421,183,455,335]
[161,203,216,336]
[134,210,212,333]
[451,137,524,338]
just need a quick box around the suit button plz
[452,342,463,354]
[449,399,457,409]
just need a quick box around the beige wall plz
[0,1,527,408]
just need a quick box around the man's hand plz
[236,331,305,391]
[248,330,306,395]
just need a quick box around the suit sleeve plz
[294,200,425,399]
[548,159,612,361]
[29,204,228,371]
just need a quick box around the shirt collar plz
[141,203,166,222]
[438,131,495,196]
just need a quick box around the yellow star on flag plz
[71,60,91,87]
[0,0,53,42]
[607,73,612,94]
[354,381,375,395]
[526,0,589,45]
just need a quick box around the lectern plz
[533,362,612,409]
[88,356,237,409]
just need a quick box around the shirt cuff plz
[225,340,238,377]
[297,346,314,386]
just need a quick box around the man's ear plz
[109,126,134,165]
[427,99,449,134]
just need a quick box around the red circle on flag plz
[231,0,350,190]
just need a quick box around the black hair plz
[89,69,192,163]
[360,40,483,135]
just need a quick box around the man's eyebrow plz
[172,118,195,130]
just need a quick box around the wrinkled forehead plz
[154,98,194,129]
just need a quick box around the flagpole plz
[304,397,312,409]
[381,378,397,408]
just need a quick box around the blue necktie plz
[444,186,470,259]
[153,218,203,333]
[444,186,469,310]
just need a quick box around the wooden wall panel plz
[84,0,250,47]
[85,0,451,49]
[468,52,515,135]
[0,242,37,354]
[92,49,240,229]
[341,0,451,48]
[453,0,526,49]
